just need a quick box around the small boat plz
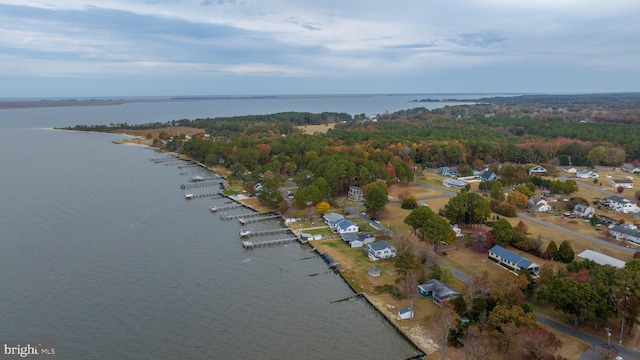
[240,229,251,237]
[190,175,205,182]
[210,206,217,212]
[185,194,194,199]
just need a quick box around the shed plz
[398,307,414,320]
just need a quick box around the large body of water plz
[0,94,486,359]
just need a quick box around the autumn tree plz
[315,201,330,216]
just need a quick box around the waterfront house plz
[437,167,458,177]
[606,195,640,214]
[527,198,552,213]
[609,225,640,244]
[341,232,376,248]
[348,186,364,201]
[442,178,466,189]
[335,219,359,234]
[417,279,461,306]
[528,165,547,177]
[323,212,344,224]
[610,179,634,189]
[366,241,397,261]
[577,250,625,268]
[573,204,595,218]
[488,245,539,276]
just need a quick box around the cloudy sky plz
[1,0,639,97]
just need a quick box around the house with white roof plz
[366,241,397,261]
[488,245,539,276]
[528,165,547,177]
[323,212,344,224]
[576,169,598,179]
[528,198,552,213]
[577,250,625,268]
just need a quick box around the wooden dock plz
[211,203,244,213]
[220,211,271,220]
[184,192,220,199]
[238,214,281,224]
[242,237,298,249]
[180,182,220,189]
[241,228,291,237]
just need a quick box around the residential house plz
[610,179,634,189]
[437,167,458,177]
[323,212,344,224]
[348,186,364,201]
[528,165,547,177]
[577,250,625,268]
[622,165,640,174]
[606,195,640,214]
[481,171,498,182]
[576,169,598,179]
[442,178,466,189]
[528,197,552,213]
[563,167,577,174]
[341,232,376,248]
[609,225,640,244]
[335,219,359,234]
[573,204,595,218]
[417,279,461,306]
[366,241,397,261]
[488,245,539,276]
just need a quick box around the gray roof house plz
[417,279,461,306]
[573,204,595,218]
[341,232,376,248]
[348,186,364,201]
[323,212,344,224]
[528,198,552,213]
[366,241,397,261]
[609,225,640,244]
[577,250,625,268]
[442,178,466,189]
[481,171,498,182]
[437,167,458,177]
[335,219,359,234]
[488,245,539,276]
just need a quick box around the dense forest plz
[65,93,640,201]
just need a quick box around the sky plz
[1,0,639,97]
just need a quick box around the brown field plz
[297,123,336,134]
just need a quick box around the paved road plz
[517,212,637,254]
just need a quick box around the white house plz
[609,225,640,244]
[564,167,577,174]
[334,219,359,234]
[573,204,595,218]
[576,169,598,179]
[528,198,552,213]
[610,179,634,189]
[366,241,397,261]
[488,245,539,276]
[442,178,466,189]
[528,165,547,177]
[606,195,640,214]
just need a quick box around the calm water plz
[0,95,460,359]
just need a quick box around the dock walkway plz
[242,237,298,249]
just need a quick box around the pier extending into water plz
[220,211,272,220]
[241,228,291,237]
[242,237,298,249]
[238,214,281,224]
[210,203,244,212]
[184,192,220,199]
[180,182,220,189]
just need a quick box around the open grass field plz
[296,123,336,134]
